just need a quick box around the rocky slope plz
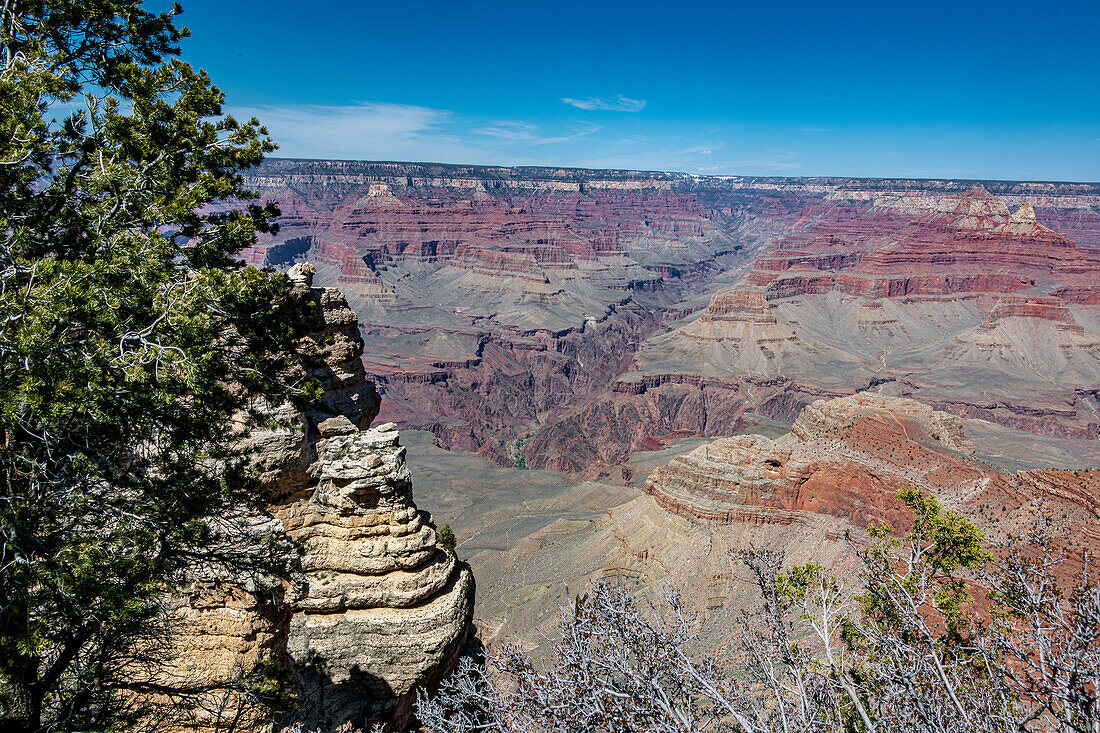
[160,264,473,732]
[407,393,1100,653]
[647,393,1000,528]
[240,162,771,465]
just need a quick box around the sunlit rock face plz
[645,392,980,526]
[235,162,822,470]
[238,164,1100,476]
[161,263,472,732]
[531,185,1100,472]
[278,418,474,731]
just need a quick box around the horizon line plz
[257,156,1100,186]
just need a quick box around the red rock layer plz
[247,183,725,289]
[234,163,1100,472]
[1052,286,1100,305]
[983,295,1078,325]
[699,290,775,323]
[746,189,1100,301]
[644,394,1099,557]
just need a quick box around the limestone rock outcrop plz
[152,511,300,732]
[165,263,473,732]
[278,418,474,730]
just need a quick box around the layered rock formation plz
[938,294,1100,400]
[162,264,473,732]
[645,393,994,528]
[746,188,1100,300]
[279,417,473,729]
[152,513,299,732]
[637,392,1100,610]
[236,161,1100,475]
[642,391,1100,573]
[239,165,761,465]
[638,287,866,381]
[532,187,1100,472]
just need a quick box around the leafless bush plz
[417,492,1099,733]
[978,515,1099,733]
[417,581,760,733]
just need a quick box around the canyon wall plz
[405,391,1100,655]
[639,391,1100,599]
[238,162,1100,475]
[533,188,1100,471]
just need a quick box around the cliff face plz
[399,393,1100,657]
[277,417,473,730]
[235,162,840,467]
[642,390,1100,562]
[162,263,473,732]
[155,512,300,732]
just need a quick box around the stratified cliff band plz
[157,263,473,732]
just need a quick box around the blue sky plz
[175,0,1099,180]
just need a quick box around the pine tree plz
[439,524,457,554]
[0,2,303,729]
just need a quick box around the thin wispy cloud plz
[726,150,803,171]
[476,120,599,145]
[670,144,719,156]
[561,95,647,113]
[574,137,801,176]
[228,102,481,161]
[226,100,807,176]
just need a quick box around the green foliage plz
[0,2,305,729]
[855,488,988,638]
[438,524,457,554]
[240,657,299,721]
[735,493,1030,733]
[776,562,835,604]
[895,487,988,574]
